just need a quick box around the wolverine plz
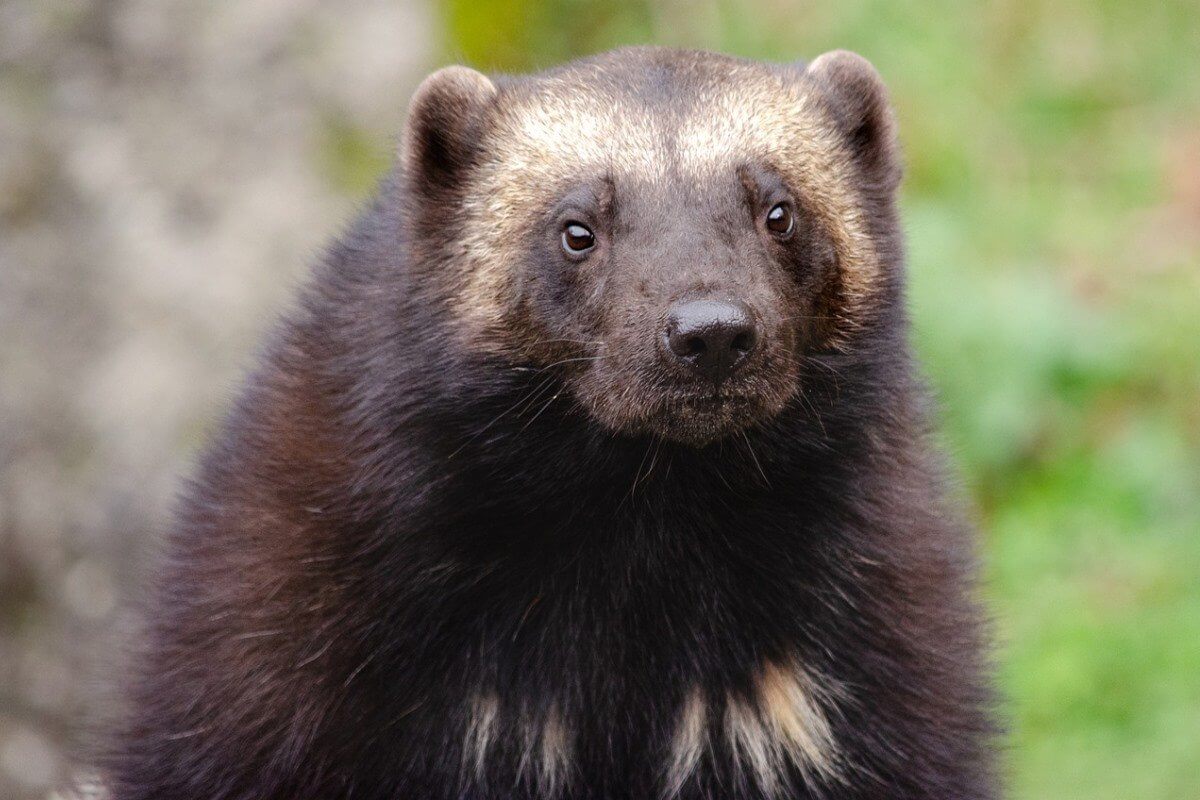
[104,47,996,799]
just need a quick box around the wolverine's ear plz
[805,51,901,192]
[402,65,497,192]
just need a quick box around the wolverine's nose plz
[664,299,759,382]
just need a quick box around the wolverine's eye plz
[765,202,795,238]
[561,222,596,255]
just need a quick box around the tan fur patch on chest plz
[664,658,840,798]
[464,692,572,796]
[463,659,837,797]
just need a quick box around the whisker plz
[801,355,846,379]
[448,350,610,458]
[739,430,771,488]
[532,338,608,347]
[633,436,663,494]
[512,376,560,417]
[526,355,604,376]
[780,313,838,322]
[795,384,829,441]
[518,385,566,432]
[621,439,657,507]
[445,376,557,460]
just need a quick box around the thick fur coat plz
[105,48,995,800]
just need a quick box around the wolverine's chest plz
[445,652,842,800]
[373,522,846,799]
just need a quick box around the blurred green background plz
[1,1,1196,798]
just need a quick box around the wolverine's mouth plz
[676,392,758,411]
[645,389,772,445]
[672,395,760,424]
[571,341,797,446]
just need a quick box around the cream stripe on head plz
[447,58,884,349]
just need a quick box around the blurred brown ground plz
[0,2,435,796]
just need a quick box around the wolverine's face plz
[487,164,833,446]
[404,48,900,445]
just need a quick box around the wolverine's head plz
[401,48,902,446]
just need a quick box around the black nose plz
[665,299,759,382]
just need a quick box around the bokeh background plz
[1,1,1197,798]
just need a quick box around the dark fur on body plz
[106,48,995,799]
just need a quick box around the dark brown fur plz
[103,48,996,800]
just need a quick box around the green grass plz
[424,2,1200,796]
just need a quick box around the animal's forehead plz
[486,61,830,184]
